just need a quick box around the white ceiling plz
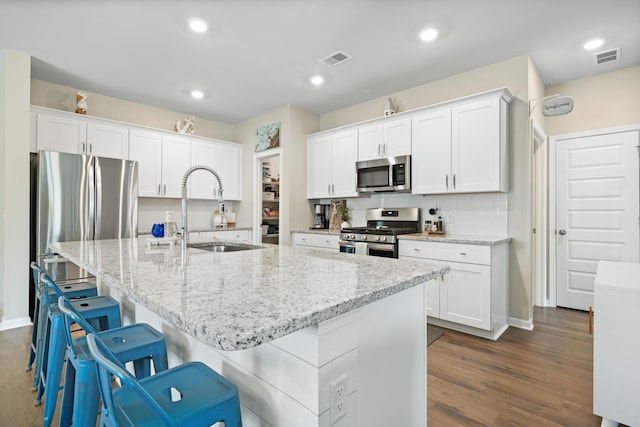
[1,0,639,123]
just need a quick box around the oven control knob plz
[374,236,380,241]
[362,235,367,241]
[379,236,386,242]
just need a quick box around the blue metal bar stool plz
[27,261,98,390]
[86,332,242,427]
[37,274,122,427]
[58,296,169,427]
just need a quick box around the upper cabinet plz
[189,139,242,201]
[36,111,129,158]
[161,134,193,198]
[306,88,512,198]
[307,128,358,199]
[33,106,242,201]
[412,89,511,195]
[129,128,163,197]
[358,117,411,161]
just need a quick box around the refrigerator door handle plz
[88,156,97,240]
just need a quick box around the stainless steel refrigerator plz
[35,150,138,283]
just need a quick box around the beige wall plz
[320,55,534,324]
[31,79,234,141]
[232,105,319,245]
[321,55,531,131]
[0,50,31,327]
[545,65,640,136]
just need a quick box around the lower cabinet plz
[291,232,339,252]
[196,229,251,242]
[399,239,509,340]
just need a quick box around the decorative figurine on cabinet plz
[75,91,87,114]
[383,96,398,116]
[175,115,195,134]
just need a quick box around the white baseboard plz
[509,316,534,331]
[0,316,32,331]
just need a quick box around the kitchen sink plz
[187,242,264,253]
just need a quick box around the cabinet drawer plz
[292,233,339,250]
[199,230,251,242]
[399,240,490,265]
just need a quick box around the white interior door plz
[555,130,639,310]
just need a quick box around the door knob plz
[558,229,566,235]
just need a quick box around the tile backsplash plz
[343,192,508,236]
[138,198,235,234]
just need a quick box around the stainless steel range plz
[339,207,421,258]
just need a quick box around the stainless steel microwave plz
[356,155,411,193]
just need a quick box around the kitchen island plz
[51,237,448,427]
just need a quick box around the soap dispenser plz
[164,211,177,237]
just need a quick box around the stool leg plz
[152,349,169,374]
[73,363,101,427]
[132,356,152,379]
[26,297,40,371]
[59,361,76,427]
[41,314,66,427]
[31,300,49,390]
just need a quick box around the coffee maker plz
[312,204,329,229]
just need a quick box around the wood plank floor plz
[1,307,605,426]
[428,307,604,426]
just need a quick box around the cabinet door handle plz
[332,183,335,194]
[558,229,566,235]
[383,143,388,157]
[459,252,467,256]
[89,143,93,153]
[328,184,331,194]
[378,144,381,157]
[445,174,449,189]
[82,142,86,153]
[157,184,161,196]
[589,306,594,335]
[163,184,167,195]
[413,248,420,252]
[453,174,456,189]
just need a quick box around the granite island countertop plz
[398,233,511,245]
[51,237,448,351]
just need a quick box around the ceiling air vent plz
[594,48,620,65]
[319,51,352,66]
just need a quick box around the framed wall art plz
[255,121,281,152]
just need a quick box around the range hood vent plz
[594,48,620,65]
[319,51,352,66]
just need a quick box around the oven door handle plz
[367,243,395,252]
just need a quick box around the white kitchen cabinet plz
[36,111,129,158]
[161,134,191,198]
[593,261,640,427]
[399,239,509,340]
[86,121,129,159]
[358,117,411,161]
[130,130,190,198]
[307,129,358,199]
[411,89,511,195]
[451,97,507,193]
[197,229,251,242]
[36,113,86,154]
[411,108,451,194]
[189,140,241,201]
[129,128,163,197]
[291,232,339,252]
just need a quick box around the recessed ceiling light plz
[419,28,439,42]
[191,90,204,99]
[188,19,208,33]
[310,75,324,86]
[584,38,604,50]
